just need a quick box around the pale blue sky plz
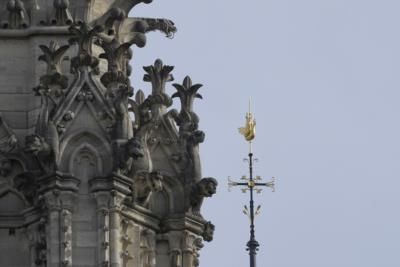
[131,1,400,266]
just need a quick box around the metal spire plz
[229,100,275,267]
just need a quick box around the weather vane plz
[228,99,275,267]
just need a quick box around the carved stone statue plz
[133,171,163,207]
[0,1,216,266]
[190,178,218,215]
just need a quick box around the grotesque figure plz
[190,177,218,216]
[25,135,52,158]
[117,137,144,174]
[25,135,54,172]
[202,221,215,242]
[0,158,12,177]
[133,171,163,207]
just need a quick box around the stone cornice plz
[0,26,70,38]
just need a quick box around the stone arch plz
[0,188,27,214]
[59,130,112,175]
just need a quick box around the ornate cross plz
[228,101,275,267]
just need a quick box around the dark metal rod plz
[247,152,259,267]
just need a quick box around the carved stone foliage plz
[172,76,204,145]
[99,40,133,86]
[68,23,103,74]
[38,41,70,91]
[143,59,174,109]
[0,1,218,265]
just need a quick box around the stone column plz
[42,190,61,267]
[109,191,124,267]
[94,191,111,267]
[168,232,183,267]
[59,191,77,267]
[140,229,156,267]
[181,232,202,267]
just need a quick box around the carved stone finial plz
[172,76,205,144]
[2,0,29,29]
[52,0,73,26]
[99,40,132,87]
[38,41,70,89]
[172,76,202,114]
[68,23,104,74]
[143,59,174,108]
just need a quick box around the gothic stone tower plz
[0,1,217,266]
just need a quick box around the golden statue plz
[238,100,256,142]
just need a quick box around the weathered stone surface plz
[0,1,216,266]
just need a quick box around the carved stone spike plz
[2,0,29,29]
[68,23,104,74]
[52,0,73,26]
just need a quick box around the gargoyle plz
[190,177,218,216]
[25,135,55,172]
[25,135,51,157]
[133,171,163,207]
[116,137,144,175]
